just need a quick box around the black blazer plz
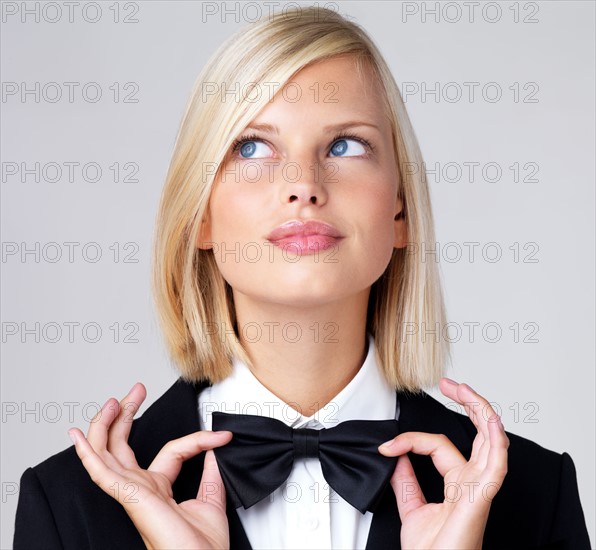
[14,377,592,549]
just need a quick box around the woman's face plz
[198,55,406,308]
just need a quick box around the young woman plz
[14,6,590,549]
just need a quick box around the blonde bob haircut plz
[151,5,450,392]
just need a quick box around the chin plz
[248,275,372,307]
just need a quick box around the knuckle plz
[493,463,508,478]
[160,439,189,460]
[161,439,177,454]
[438,433,451,445]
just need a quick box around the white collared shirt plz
[197,333,399,550]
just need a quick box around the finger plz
[70,427,188,541]
[69,428,132,503]
[196,450,227,511]
[483,416,509,484]
[379,431,466,477]
[106,383,147,469]
[468,428,488,465]
[441,379,506,474]
[390,453,427,520]
[439,378,496,442]
[148,431,233,486]
[439,378,483,428]
[85,397,128,472]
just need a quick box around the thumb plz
[197,449,227,510]
[391,453,428,520]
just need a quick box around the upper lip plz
[266,220,343,241]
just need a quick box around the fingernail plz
[464,383,476,393]
[68,430,77,444]
[378,440,393,450]
[213,430,231,435]
[443,377,457,385]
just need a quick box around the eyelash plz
[230,131,375,156]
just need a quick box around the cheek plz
[209,183,255,242]
[358,176,397,234]
[210,166,276,242]
[355,179,399,271]
[206,181,269,287]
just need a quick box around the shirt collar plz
[199,332,397,431]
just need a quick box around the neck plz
[232,289,371,417]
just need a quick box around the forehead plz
[252,55,386,125]
[289,55,378,93]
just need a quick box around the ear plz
[196,215,213,250]
[393,198,407,249]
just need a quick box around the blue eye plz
[240,141,256,157]
[329,138,367,157]
[231,135,274,159]
[230,132,373,159]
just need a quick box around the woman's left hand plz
[378,377,509,550]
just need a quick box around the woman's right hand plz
[68,382,233,550]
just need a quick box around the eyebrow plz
[241,121,381,135]
[323,121,381,133]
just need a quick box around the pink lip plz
[266,220,343,255]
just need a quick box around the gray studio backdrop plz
[1,1,594,547]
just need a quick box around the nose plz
[279,157,329,207]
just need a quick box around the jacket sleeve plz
[545,452,592,549]
[13,467,64,550]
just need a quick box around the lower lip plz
[268,235,342,255]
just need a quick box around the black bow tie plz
[211,411,400,514]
